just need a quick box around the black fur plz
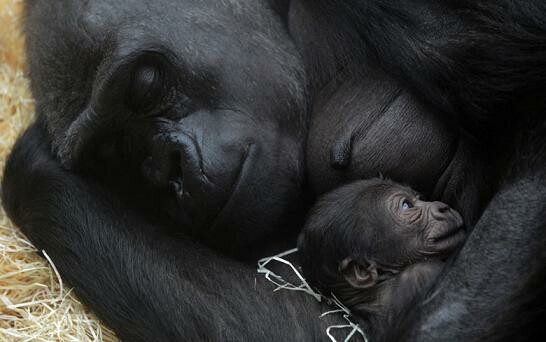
[22,0,308,254]
[2,0,546,341]
[294,1,546,341]
[3,122,344,341]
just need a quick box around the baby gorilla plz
[298,178,465,340]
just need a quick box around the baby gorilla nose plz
[430,201,452,220]
[426,201,466,255]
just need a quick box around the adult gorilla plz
[4,1,341,340]
[13,0,309,254]
[3,1,546,342]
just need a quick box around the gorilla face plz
[25,0,307,248]
[307,73,456,197]
[306,71,491,225]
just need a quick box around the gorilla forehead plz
[307,72,456,199]
[83,0,300,75]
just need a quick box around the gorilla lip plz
[433,225,465,242]
[430,224,466,256]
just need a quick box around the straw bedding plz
[0,1,117,340]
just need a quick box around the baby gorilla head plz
[298,178,465,330]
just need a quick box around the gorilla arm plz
[2,122,336,341]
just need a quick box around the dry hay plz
[0,1,117,340]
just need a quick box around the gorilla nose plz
[142,149,181,188]
[430,201,451,220]
[141,132,205,190]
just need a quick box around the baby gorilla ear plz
[339,258,379,289]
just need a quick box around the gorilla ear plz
[339,258,378,289]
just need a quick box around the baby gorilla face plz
[297,178,466,294]
[298,179,467,323]
[380,185,466,263]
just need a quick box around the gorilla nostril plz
[330,136,352,170]
[430,201,451,220]
[142,131,209,192]
[142,146,184,188]
[438,203,450,213]
[168,151,183,179]
[431,201,451,219]
[169,177,184,197]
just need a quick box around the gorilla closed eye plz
[126,54,174,113]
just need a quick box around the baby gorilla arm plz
[2,123,337,341]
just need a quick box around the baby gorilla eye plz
[400,198,414,211]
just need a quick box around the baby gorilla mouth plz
[429,210,466,255]
[433,225,465,242]
[433,225,466,249]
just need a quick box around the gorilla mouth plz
[431,208,464,240]
[431,224,466,254]
[433,225,465,243]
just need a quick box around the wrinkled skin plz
[3,0,546,341]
